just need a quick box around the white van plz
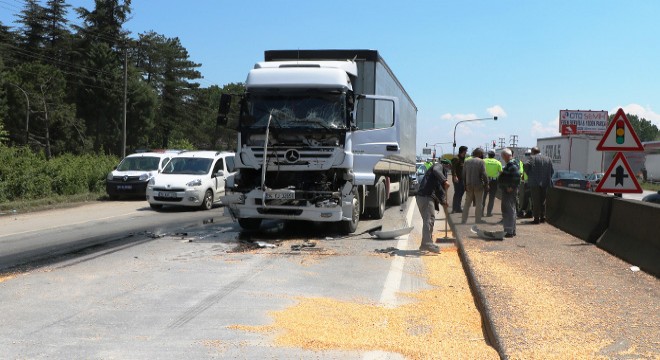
[106,150,179,199]
[146,151,235,210]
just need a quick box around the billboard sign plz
[559,110,608,135]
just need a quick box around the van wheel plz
[340,194,360,234]
[200,190,213,210]
[238,218,262,230]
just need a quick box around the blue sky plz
[2,0,659,156]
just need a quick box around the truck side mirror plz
[217,94,232,127]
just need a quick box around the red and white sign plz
[595,152,642,193]
[596,108,644,151]
[559,110,608,135]
[561,124,577,135]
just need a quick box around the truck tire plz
[390,179,404,206]
[238,218,262,231]
[340,194,360,234]
[367,181,386,219]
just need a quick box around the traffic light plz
[492,140,496,149]
[615,120,625,144]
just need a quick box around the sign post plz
[595,108,643,194]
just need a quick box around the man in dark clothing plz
[416,162,449,253]
[525,146,554,224]
[451,146,468,213]
[499,148,520,237]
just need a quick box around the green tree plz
[609,113,659,142]
[43,0,72,62]
[7,62,78,158]
[16,0,47,57]
[135,31,201,148]
[72,0,132,154]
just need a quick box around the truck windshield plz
[242,93,346,130]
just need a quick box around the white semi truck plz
[218,50,417,233]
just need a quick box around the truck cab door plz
[349,95,401,186]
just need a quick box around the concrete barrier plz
[546,187,612,243]
[597,199,660,277]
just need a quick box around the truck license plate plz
[265,191,295,200]
[158,191,177,198]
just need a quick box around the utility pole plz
[509,135,518,148]
[122,48,128,158]
[499,137,506,149]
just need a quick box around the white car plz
[106,150,180,199]
[146,151,236,210]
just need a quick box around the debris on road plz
[374,247,398,256]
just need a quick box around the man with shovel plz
[416,161,450,253]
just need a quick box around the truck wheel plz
[238,218,262,230]
[390,180,404,206]
[402,177,409,202]
[340,194,360,234]
[368,182,386,219]
[200,189,213,210]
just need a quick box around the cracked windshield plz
[244,93,346,130]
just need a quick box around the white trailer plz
[218,50,417,233]
[537,135,604,174]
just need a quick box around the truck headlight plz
[186,179,202,187]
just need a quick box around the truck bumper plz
[222,189,352,223]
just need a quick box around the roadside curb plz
[446,213,507,359]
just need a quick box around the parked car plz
[410,163,427,194]
[642,191,660,204]
[146,151,235,210]
[106,150,180,199]
[585,172,604,191]
[552,170,591,191]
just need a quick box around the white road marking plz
[362,198,416,360]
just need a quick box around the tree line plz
[0,0,241,158]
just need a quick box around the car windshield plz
[416,165,426,175]
[556,171,585,180]
[117,156,160,171]
[162,157,212,175]
[242,92,346,130]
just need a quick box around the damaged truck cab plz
[219,50,417,233]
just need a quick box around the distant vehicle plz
[552,170,591,191]
[585,172,604,191]
[410,163,426,194]
[106,150,179,199]
[146,151,235,210]
[642,191,660,205]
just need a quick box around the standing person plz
[482,150,502,217]
[451,146,468,213]
[525,146,554,224]
[499,149,520,237]
[416,162,450,253]
[518,149,533,218]
[461,148,489,224]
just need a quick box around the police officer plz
[482,150,502,217]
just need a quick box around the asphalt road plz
[0,199,495,359]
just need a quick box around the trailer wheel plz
[340,194,360,234]
[238,218,262,231]
[368,181,386,219]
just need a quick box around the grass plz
[641,182,660,192]
[0,191,107,215]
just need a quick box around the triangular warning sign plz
[596,108,644,151]
[595,152,642,193]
